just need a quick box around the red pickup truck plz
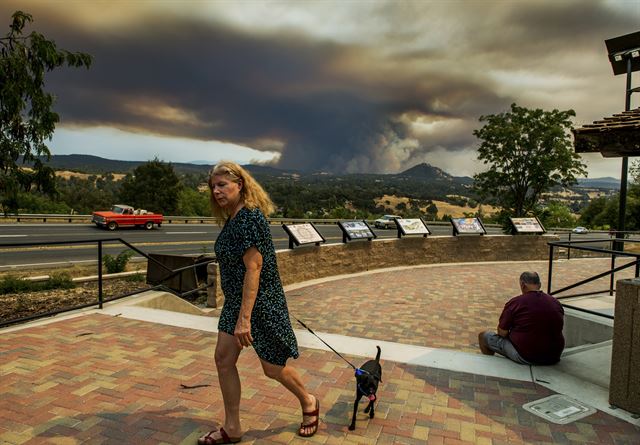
[92,204,163,230]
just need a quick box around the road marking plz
[166,232,208,234]
[0,235,28,237]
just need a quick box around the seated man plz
[479,271,564,365]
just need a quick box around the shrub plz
[0,275,30,294]
[0,272,75,295]
[47,272,75,290]
[124,272,145,283]
[103,250,134,274]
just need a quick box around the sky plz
[3,0,640,178]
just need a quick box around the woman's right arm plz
[235,246,263,347]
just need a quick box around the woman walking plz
[198,162,319,444]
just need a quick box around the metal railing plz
[547,238,640,319]
[0,238,217,328]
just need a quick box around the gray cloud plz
[1,1,637,175]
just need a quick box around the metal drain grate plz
[523,394,596,424]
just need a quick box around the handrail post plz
[548,244,554,294]
[610,253,616,296]
[98,240,103,309]
[567,232,571,260]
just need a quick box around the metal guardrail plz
[6,213,640,238]
[0,213,362,224]
[0,238,216,328]
[0,212,507,228]
[546,238,640,319]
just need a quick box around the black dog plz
[349,345,382,430]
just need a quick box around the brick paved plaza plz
[1,258,640,444]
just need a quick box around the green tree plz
[630,160,640,184]
[578,196,608,228]
[473,104,586,219]
[425,202,438,220]
[0,11,92,214]
[56,175,120,214]
[539,201,577,229]
[13,189,71,213]
[119,159,183,214]
[176,187,210,216]
[579,161,640,231]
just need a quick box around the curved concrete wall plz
[206,234,558,307]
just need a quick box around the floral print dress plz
[214,207,299,366]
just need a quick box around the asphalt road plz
[0,222,609,270]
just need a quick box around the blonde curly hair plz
[208,161,275,225]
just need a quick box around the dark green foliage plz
[578,196,612,229]
[538,201,577,229]
[176,188,210,216]
[12,190,71,213]
[56,175,120,214]
[259,171,474,219]
[579,190,640,231]
[425,203,438,220]
[473,104,586,219]
[13,155,487,218]
[103,250,134,274]
[124,272,145,283]
[0,272,74,295]
[579,162,640,230]
[119,158,183,214]
[0,11,92,214]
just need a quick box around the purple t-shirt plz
[499,291,565,365]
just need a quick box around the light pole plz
[605,31,640,249]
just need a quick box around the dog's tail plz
[375,345,381,362]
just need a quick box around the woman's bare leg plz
[202,331,243,441]
[260,359,317,436]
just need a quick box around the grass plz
[0,260,147,281]
[0,272,75,295]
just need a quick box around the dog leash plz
[292,315,373,378]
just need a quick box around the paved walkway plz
[1,258,640,444]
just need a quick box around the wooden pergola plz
[573,107,639,236]
[573,107,640,157]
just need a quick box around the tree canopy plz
[473,103,586,220]
[0,11,92,214]
[579,160,640,231]
[119,159,183,214]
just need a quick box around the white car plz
[572,226,589,234]
[374,214,402,229]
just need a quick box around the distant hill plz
[398,163,451,179]
[576,177,621,190]
[38,155,619,185]
[34,155,620,203]
[33,154,304,177]
[398,163,474,185]
[19,154,627,217]
[34,154,212,175]
[36,154,143,173]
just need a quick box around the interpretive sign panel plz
[451,217,486,235]
[397,218,430,237]
[510,217,545,234]
[282,223,325,249]
[338,220,376,242]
